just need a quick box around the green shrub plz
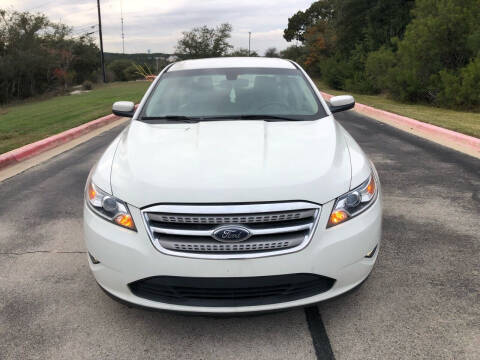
[365,46,396,93]
[82,80,93,90]
[123,65,141,81]
[87,70,99,83]
[381,0,480,104]
[435,56,480,108]
[432,70,460,107]
[321,57,351,90]
[344,73,377,94]
[458,56,480,107]
[280,45,307,63]
[107,60,133,81]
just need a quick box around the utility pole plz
[248,32,251,56]
[120,0,125,54]
[97,0,106,83]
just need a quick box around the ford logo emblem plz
[212,225,252,243]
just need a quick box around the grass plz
[314,80,480,139]
[0,81,150,154]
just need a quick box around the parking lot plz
[1,111,479,359]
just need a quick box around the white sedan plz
[84,57,382,314]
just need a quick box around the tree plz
[175,23,233,59]
[279,45,307,62]
[107,59,133,81]
[382,0,480,103]
[302,20,336,68]
[122,65,142,81]
[0,9,100,103]
[283,0,415,92]
[264,47,279,57]
[333,0,413,56]
[0,9,53,101]
[228,48,259,57]
[284,0,480,107]
[363,0,414,52]
[283,1,334,43]
[70,35,100,83]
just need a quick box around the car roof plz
[168,57,296,72]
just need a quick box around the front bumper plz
[83,195,382,314]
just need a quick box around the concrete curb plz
[321,91,480,155]
[0,113,122,170]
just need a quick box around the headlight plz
[85,178,136,231]
[327,172,378,228]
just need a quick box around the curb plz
[321,91,480,155]
[0,113,122,170]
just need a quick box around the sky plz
[4,0,311,54]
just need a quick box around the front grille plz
[129,274,335,307]
[142,202,321,258]
[171,238,294,252]
[150,211,311,224]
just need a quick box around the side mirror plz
[329,95,355,113]
[112,101,135,118]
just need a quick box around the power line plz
[70,32,96,40]
[72,23,97,31]
[72,26,96,34]
[71,24,97,36]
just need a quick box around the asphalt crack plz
[305,306,335,360]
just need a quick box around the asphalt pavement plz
[0,111,479,359]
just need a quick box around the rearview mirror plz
[112,101,135,118]
[329,95,355,113]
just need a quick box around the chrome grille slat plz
[142,202,321,259]
[169,240,295,253]
[147,209,316,224]
[149,223,312,237]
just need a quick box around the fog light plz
[365,245,377,258]
[89,253,100,264]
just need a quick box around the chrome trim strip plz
[141,201,321,260]
[149,223,312,237]
[161,237,303,252]
[143,202,317,214]
[146,208,316,224]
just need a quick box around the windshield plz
[141,67,326,121]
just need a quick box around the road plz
[1,111,479,359]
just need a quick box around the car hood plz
[110,117,352,208]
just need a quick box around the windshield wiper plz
[141,115,299,122]
[194,115,299,121]
[140,115,199,123]
[236,115,299,121]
